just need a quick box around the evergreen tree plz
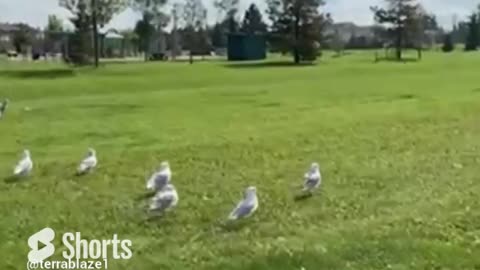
[442,33,454,52]
[266,0,328,64]
[47,15,64,32]
[214,0,240,44]
[67,1,92,65]
[211,22,226,47]
[134,13,156,60]
[241,3,267,34]
[465,13,479,51]
[183,0,208,63]
[131,0,169,61]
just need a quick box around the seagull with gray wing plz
[303,162,322,192]
[77,148,97,175]
[149,184,179,214]
[228,186,258,220]
[146,161,171,192]
[13,149,33,177]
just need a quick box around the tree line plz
[12,0,480,65]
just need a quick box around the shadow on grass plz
[78,103,142,110]
[221,219,252,232]
[397,94,416,100]
[224,61,315,69]
[375,57,420,63]
[0,69,75,79]
[294,192,314,202]
[144,212,166,222]
[4,175,23,184]
[258,102,282,108]
[135,191,156,201]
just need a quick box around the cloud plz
[0,0,478,30]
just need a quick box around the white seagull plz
[13,149,33,177]
[0,98,9,119]
[77,148,98,175]
[149,184,179,214]
[303,162,322,192]
[146,161,171,192]
[228,186,259,220]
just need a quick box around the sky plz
[0,0,478,30]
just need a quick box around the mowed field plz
[0,52,479,270]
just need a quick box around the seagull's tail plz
[13,166,23,176]
[146,177,154,190]
[76,166,88,176]
[227,212,238,221]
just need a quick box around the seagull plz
[228,186,258,220]
[146,161,171,192]
[0,98,9,119]
[303,162,322,192]
[13,149,33,177]
[77,148,97,175]
[149,184,179,214]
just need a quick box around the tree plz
[214,0,239,46]
[196,23,212,59]
[465,13,479,51]
[12,24,33,54]
[371,0,424,61]
[131,0,169,61]
[214,0,239,22]
[120,29,140,55]
[47,15,64,32]
[329,29,345,55]
[267,0,328,64]
[65,0,92,64]
[442,33,454,52]
[241,3,267,34]
[171,3,182,60]
[183,0,208,64]
[225,15,240,33]
[211,22,226,48]
[61,0,127,27]
[60,0,128,66]
[134,13,156,60]
[452,21,468,45]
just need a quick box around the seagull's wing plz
[14,157,31,175]
[228,199,256,220]
[303,177,319,190]
[154,173,169,190]
[146,173,167,191]
[146,174,155,190]
[78,156,97,173]
[303,171,321,191]
[150,191,177,212]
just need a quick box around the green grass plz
[0,51,479,270]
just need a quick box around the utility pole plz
[91,0,99,67]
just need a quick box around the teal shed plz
[227,34,266,61]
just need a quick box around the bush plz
[442,34,454,53]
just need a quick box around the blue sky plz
[0,0,478,30]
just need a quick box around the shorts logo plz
[28,228,55,263]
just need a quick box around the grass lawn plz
[0,51,479,270]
